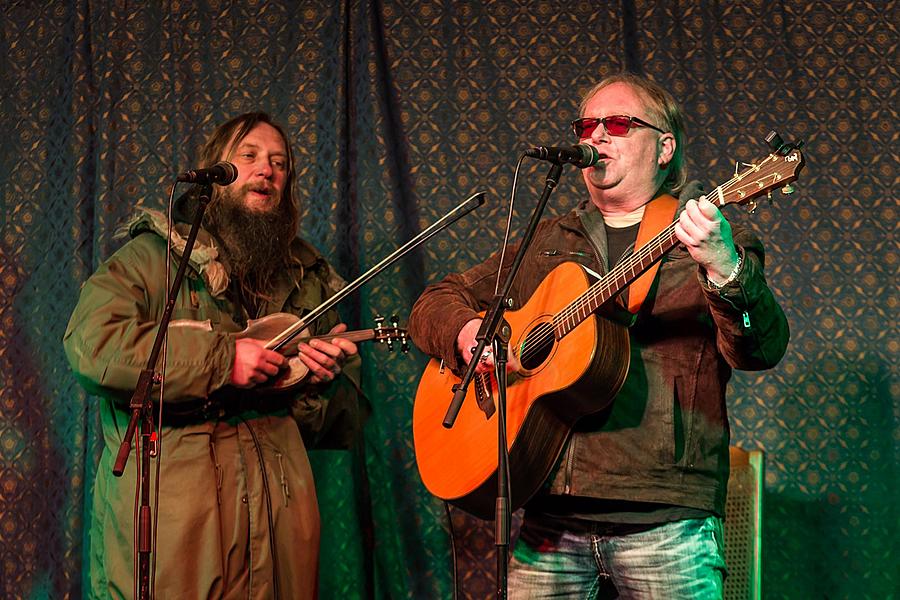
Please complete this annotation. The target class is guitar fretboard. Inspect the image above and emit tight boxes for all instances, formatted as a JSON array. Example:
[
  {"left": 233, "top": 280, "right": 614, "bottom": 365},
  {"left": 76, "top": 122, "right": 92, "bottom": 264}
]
[{"left": 554, "top": 221, "right": 680, "bottom": 338}]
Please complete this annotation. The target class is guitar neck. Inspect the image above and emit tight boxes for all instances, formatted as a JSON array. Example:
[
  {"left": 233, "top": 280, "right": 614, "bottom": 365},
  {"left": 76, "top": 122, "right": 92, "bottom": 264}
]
[
  {"left": 555, "top": 222, "right": 679, "bottom": 338},
  {"left": 550, "top": 145, "right": 807, "bottom": 338},
  {"left": 296, "top": 329, "right": 379, "bottom": 345}
]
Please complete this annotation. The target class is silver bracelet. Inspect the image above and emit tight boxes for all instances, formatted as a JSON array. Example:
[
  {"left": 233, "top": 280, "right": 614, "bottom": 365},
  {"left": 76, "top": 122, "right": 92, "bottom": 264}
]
[{"left": 708, "top": 251, "right": 743, "bottom": 289}]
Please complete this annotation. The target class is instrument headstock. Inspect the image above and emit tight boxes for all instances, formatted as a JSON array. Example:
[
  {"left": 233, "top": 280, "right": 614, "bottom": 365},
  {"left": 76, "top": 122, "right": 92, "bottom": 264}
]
[
  {"left": 713, "top": 132, "right": 805, "bottom": 213},
  {"left": 374, "top": 314, "right": 410, "bottom": 352}
]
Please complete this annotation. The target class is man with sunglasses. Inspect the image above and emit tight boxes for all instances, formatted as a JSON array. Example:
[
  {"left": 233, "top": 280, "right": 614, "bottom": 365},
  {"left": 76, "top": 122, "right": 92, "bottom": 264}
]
[{"left": 409, "top": 73, "right": 788, "bottom": 597}]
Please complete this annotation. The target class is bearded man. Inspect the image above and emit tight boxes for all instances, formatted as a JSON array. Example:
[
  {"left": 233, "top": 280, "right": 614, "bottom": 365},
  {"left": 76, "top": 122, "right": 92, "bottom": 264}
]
[{"left": 64, "top": 112, "right": 362, "bottom": 599}]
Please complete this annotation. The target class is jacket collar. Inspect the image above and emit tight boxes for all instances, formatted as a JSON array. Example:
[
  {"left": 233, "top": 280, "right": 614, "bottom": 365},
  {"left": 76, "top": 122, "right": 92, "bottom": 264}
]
[{"left": 122, "top": 207, "right": 325, "bottom": 302}]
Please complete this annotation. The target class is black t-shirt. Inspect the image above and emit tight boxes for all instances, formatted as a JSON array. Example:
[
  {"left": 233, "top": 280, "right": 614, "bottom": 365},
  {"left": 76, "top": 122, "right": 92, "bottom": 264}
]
[{"left": 605, "top": 221, "right": 641, "bottom": 271}]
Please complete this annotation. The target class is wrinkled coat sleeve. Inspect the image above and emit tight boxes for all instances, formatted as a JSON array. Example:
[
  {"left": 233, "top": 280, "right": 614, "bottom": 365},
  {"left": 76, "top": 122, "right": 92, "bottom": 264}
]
[
  {"left": 701, "top": 228, "right": 790, "bottom": 371},
  {"left": 63, "top": 234, "right": 235, "bottom": 403},
  {"left": 409, "top": 238, "right": 528, "bottom": 374}
]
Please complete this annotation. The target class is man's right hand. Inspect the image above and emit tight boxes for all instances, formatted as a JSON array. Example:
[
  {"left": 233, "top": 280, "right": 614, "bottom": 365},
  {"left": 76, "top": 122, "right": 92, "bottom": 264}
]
[
  {"left": 456, "top": 318, "right": 520, "bottom": 374},
  {"left": 230, "top": 338, "right": 286, "bottom": 387}
]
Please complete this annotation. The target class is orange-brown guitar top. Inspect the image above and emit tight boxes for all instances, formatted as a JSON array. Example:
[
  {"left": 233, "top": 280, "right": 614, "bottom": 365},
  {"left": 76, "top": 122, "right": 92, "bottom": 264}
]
[{"left": 413, "top": 262, "right": 629, "bottom": 519}]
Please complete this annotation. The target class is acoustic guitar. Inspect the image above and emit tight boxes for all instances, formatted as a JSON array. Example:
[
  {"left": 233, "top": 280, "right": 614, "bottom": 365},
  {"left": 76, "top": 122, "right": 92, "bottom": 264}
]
[{"left": 413, "top": 145, "right": 805, "bottom": 519}]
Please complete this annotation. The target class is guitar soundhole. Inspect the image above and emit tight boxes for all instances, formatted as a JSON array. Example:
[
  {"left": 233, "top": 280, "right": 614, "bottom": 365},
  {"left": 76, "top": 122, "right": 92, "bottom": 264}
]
[{"left": 519, "top": 322, "right": 555, "bottom": 370}]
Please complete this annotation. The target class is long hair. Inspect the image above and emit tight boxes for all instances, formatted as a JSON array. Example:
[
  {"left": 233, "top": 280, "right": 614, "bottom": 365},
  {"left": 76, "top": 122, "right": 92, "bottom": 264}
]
[
  {"left": 578, "top": 73, "right": 687, "bottom": 195},
  {"left": 197, "top": 112, "right": 301, "bottom": 311},
  {"left": 198, "top": 112, "right": 299, "bottom": 234}
]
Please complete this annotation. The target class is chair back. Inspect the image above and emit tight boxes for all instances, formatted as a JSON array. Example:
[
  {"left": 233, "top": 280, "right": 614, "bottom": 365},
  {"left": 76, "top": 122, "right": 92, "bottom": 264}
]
[{"left": 724, "top": 446, "right": 764, "bottom": 600}]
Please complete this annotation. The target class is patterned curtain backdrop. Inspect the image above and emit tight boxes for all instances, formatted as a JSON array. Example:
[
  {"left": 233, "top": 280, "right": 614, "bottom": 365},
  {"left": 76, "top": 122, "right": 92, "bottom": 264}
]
[{"left": 0, "top": 0, "right": 895, "bottom": 598}]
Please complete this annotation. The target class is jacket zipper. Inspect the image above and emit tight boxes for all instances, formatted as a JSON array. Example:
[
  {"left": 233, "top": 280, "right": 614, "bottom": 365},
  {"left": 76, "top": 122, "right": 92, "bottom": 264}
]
[
  {"left": 717, "top": 280, "right": 752, "bottom": 331},
  {"left": 718, "top": 276, "right": 772, "bottom": 365},
  {"left": 276, "top": 452, "right": 291, "bottom": 506},
  {"left": 539, "top": 249, "right": 592, "bottom": 259},
  {"left": 563, "top": 434, "right": 576, "bottom": 494}
]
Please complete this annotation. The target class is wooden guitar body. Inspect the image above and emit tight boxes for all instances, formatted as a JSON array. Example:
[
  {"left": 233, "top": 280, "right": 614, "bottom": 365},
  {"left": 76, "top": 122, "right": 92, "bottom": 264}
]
[{"left": 413, "top": 261, "right": 629, "bottom": 519}]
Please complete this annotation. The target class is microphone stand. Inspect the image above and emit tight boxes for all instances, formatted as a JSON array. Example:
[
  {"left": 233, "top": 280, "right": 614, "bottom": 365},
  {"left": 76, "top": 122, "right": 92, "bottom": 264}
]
[
  {"left": 442, "top": 161, "right": 564, "bottom": 599},
  {"left": 111, "top": 183, "right": 214, "bottom": 600}
]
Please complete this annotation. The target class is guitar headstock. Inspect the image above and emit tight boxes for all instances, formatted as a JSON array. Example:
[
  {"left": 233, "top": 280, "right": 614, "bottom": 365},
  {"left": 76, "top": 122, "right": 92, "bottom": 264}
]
[
  {"left": 713, "top": 135, "right": 805, "bottom": 213},
  {"left": 374, "top": 314, "right": 410, "bottom": 352}
]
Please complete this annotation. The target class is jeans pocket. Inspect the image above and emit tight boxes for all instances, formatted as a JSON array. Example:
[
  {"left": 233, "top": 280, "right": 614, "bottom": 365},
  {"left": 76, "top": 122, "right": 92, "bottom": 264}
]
[{"left": 705, "top": 516, "right": 728, "bottom": 576}]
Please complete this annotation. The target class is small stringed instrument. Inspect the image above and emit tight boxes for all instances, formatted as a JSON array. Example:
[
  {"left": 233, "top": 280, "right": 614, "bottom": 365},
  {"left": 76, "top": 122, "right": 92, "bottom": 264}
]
[
  {"left": 413, "top": 140, "right": 805, "bottom": 519},
  {"left": 237, "top": 313, "right": 408, "bottom": 390}
]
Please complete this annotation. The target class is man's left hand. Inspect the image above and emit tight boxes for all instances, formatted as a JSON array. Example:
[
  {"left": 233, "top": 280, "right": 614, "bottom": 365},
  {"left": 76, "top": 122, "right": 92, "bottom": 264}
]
[
  {"left": 298, "top": 323, "right": 358, "bottom": 385},
  {"left": 674, "top": 196, "right": 739, "bottom": 284}
]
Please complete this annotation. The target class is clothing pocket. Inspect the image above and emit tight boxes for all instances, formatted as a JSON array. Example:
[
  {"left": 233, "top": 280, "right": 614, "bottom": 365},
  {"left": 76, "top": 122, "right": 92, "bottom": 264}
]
[
  {"left": 619, "top": 351, "right": 678, "bottom": 467},
  {"left": 538, "top": 249, "right": 593, "bottom": 259},
  {"left": 537, "top": 249, "right": 598, "bottom": 276},
  {"left": 575, "top": 355, "right": 677, "bottom": 473},
  {"left": 673, "top": 375, "right": 686, "bottom": 464},
  {"left": 649, "top": 369, "right": 677, "bottom": 466},
  {"left": 703, "top": 516, "right": 728, "bottom": 576}
]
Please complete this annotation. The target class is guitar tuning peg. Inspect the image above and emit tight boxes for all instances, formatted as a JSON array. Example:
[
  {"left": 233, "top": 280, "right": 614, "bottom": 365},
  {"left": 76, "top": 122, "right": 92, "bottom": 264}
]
[
  {"left": 780, "top": 183, "right": 796, "bottom": 195},
  {"left": 747, "top": 199, "right": 758, "bottom": 214},
  {"left": 765, "top": 131, "right": 785, "bottom": 154},
  {"left": 374, "top": 315, "right": 384, "bottom": 329},
  {"left": 765, "top": 130, "right": 805, "bottom": 156},
  {"left": 390, "top": 314, "right": 399, "bottom": 328}
]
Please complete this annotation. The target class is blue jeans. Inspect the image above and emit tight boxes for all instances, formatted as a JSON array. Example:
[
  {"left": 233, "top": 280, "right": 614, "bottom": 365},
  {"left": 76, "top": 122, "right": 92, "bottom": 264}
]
[{"left": 508, "top": 516, "right": 726, "bottom": 599}]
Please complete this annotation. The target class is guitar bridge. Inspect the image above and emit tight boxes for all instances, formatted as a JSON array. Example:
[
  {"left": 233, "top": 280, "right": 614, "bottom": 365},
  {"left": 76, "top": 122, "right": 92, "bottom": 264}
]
[{"left": 474, "top": 373, "right": 496, "bottom": 419}]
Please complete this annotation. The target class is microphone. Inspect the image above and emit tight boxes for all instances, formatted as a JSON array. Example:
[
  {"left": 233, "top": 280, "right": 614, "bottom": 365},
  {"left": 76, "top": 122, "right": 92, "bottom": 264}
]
[
  {"left": 176, "top": 161, "right": 238, "bottom": 185},
  {"left": 524, "top": 144, "right": 600, "bottom": 168}
]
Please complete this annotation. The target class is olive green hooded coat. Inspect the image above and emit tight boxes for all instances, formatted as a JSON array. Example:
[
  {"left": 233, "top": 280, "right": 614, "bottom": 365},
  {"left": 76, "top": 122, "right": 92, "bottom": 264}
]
[{"left": 64, "top": 210, "right": 363, "bottom": 599}]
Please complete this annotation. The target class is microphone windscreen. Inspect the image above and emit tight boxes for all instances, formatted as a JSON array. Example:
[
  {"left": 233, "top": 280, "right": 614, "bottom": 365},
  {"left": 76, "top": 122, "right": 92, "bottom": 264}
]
[
  {"left": 214, "top": 161, "right": 238, "bottom": 184},
  {"left": 574, "top": 144, "right": 600, "bottom": 167}
]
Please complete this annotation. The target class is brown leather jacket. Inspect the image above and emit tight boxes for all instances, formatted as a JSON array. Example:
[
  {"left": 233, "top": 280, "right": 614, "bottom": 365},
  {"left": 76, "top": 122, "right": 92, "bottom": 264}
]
[{"left": 409, "top": 199, "right": 789, "bottom": 515}]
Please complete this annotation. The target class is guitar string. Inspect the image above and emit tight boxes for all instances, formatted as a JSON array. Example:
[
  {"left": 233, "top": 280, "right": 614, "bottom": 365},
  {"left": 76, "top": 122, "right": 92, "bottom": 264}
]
[
  {"left": 518, "top": 225, "right": 677, "bottom": 364},
  {"left": 517, "top": 219, "right": 680, "bottom": 365},
  {"left": 559, "top": 152, "right": 787, "bottom": 325},
  {"left": 557, "top": 153, "right": 785, "bottom": 328},
  {"left": 515, "top": 154, "right": 784, "bottom": 366}
]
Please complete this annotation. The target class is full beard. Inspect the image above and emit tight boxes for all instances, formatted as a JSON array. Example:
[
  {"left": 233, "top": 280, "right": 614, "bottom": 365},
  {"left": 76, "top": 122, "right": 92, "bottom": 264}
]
[{"left": 204, "top": 184, "right": 297, "bottom": 311}]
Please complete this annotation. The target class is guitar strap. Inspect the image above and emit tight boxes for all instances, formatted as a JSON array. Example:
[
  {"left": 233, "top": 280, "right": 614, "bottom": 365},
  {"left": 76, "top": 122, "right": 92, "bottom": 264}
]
[{"left": 627, "top": 193, "right": 679, "bottom": 313}]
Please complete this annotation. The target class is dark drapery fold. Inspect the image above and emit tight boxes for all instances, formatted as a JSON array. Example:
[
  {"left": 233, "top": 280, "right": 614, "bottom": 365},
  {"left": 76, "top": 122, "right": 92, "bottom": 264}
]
[{"left": 0, "top": 1, "right": 896, "bottom": 598}]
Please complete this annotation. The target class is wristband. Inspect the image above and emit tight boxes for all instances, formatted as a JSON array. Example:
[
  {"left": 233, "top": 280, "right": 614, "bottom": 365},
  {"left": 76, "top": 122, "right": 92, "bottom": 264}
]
[{"left": 708, "top": 250, "right": 743, "bottom": 289}]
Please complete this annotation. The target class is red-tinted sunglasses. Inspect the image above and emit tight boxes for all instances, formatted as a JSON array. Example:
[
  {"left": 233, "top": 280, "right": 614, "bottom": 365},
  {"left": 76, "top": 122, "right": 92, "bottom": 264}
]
[{"left": 571, "top": 115, "right": 666, "bottom": 139}]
